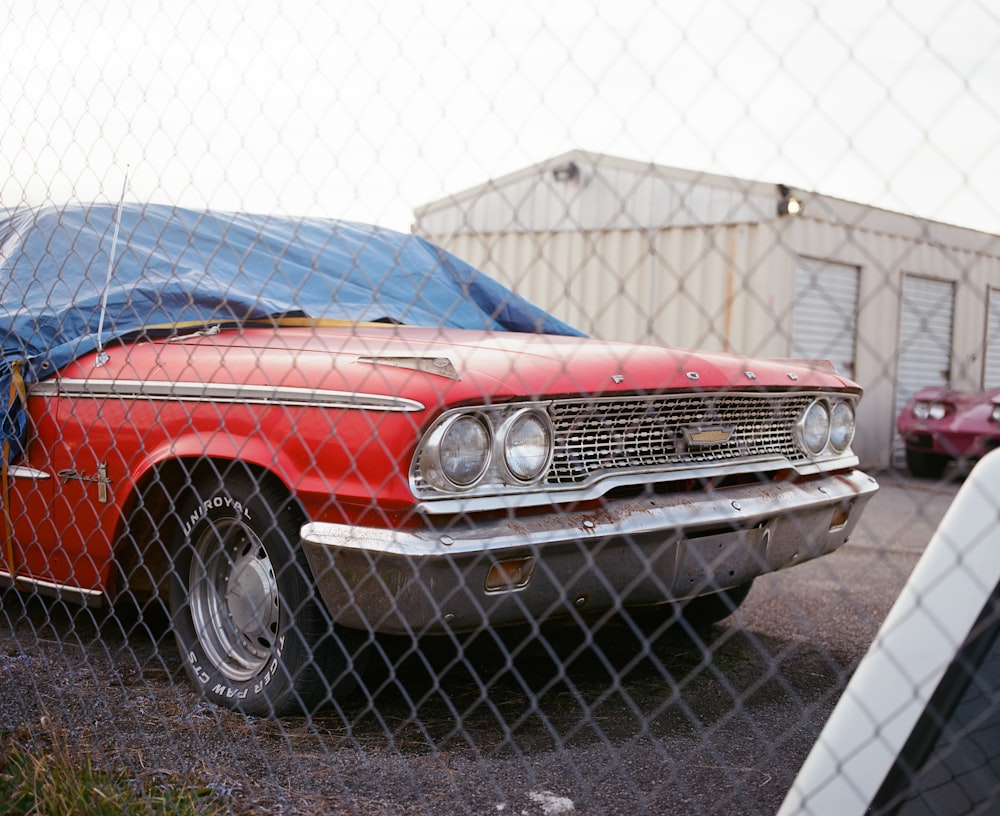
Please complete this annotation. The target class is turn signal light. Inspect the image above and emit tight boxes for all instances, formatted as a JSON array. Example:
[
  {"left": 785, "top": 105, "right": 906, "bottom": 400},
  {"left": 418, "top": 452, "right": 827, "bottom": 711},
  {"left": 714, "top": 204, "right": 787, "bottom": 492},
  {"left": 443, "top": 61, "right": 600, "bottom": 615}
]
[
  {"left": 830, "top": 501, "right": 853, "bottom": 531},
  {"left": 485, "top": 558, "right": 535, "bottom": 592}
]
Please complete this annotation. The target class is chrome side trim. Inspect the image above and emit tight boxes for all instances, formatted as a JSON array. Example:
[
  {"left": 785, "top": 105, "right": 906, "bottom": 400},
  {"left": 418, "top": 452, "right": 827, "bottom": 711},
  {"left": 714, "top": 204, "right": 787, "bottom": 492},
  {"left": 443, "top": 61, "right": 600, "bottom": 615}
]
[
  {"left": 0, "top": 571, "right": 105, "bottom": 607},
  {"left": 9, "top": 465, "right": 51, "bottom": 480},
  {"left": 30, "top": 378, "right": 425, "bottom": 413}
]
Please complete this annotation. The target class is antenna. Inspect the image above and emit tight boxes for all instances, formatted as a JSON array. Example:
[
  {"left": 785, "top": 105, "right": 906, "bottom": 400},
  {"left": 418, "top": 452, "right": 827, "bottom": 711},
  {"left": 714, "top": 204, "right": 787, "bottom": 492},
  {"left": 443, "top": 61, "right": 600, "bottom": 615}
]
[{"left": 95, "top": 165, "right": 129, "bottom": 367}]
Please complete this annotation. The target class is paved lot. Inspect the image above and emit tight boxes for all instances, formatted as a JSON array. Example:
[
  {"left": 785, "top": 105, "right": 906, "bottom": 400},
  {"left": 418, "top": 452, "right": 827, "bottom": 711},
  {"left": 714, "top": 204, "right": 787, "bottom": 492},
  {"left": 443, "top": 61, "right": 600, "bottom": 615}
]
[{"left": 0, "top": 469, "right": 965, "bottom": 815}]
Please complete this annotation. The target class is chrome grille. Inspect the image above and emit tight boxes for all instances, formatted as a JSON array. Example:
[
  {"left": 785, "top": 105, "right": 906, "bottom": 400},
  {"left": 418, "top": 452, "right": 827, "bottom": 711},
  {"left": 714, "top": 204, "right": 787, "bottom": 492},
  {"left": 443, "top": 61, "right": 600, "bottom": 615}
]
[{"left": 546, "top": 392, "right": 811, "bottom": 485}]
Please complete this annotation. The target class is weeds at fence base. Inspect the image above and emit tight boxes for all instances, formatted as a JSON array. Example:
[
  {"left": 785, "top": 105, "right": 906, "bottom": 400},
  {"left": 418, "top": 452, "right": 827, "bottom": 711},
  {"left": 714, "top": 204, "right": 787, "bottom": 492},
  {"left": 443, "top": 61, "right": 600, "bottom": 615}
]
[{"left": 0, "top": 716, "right": 228, "bottom": 816}]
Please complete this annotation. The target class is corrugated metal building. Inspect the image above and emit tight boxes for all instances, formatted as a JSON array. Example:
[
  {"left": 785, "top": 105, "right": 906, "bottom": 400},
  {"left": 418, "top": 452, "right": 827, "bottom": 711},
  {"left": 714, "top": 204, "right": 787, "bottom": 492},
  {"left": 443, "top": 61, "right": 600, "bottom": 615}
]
[{"left": 413, "top": 150, "right": 1000, "bottom": 469}]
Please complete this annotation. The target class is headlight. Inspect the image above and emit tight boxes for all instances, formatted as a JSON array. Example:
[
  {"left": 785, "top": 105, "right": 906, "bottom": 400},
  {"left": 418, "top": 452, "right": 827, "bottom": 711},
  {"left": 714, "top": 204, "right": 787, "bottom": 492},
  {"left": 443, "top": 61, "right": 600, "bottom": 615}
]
[
  {"left": 500, "top": 409, "right": 553, "bottom": 483},
  {"left": 797, "top": 400, "right": 831, "bottom": 455},
  {"left": 913, "top": 400, "right": 948, "bottom": 420},
  {"left": 416, "top": 404, "right": 556, "bottom": 495},
  {"left": 430, "top": 413, "right": 492, "bottom": 488},
  {"left": 992, "top": 404, "right": 1000, "bottom": 423},
  {"left": 829, "top": 400, "right": 856, "bottom": 453}
]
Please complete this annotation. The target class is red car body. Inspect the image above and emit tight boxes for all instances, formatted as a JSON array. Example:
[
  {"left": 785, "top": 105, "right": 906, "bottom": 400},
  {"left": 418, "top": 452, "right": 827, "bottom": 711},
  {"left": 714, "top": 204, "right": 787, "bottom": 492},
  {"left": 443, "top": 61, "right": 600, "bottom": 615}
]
[
  {"left": 896, "top": 385, "right": 1000, "bottom": 478},
  {"left": 5, "top": 322, "right": 878, "bottom": 713},
  {"left": 1, "top": 204, "right": 878, "bottom": 715}
]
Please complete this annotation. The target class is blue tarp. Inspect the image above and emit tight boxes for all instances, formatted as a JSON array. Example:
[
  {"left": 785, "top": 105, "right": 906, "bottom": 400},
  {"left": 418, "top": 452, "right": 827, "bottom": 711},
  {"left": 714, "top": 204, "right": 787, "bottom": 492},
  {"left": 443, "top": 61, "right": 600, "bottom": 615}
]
[{"left": 0, "top": 203, "right": 582, "bottom": 381}]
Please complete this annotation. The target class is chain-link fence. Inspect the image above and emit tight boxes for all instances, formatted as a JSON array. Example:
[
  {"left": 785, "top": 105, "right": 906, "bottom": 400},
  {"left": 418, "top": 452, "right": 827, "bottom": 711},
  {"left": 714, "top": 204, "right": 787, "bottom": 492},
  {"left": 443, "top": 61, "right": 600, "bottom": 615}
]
[{"left": 2, "top": 2, "right": 999, "bottom": 814}]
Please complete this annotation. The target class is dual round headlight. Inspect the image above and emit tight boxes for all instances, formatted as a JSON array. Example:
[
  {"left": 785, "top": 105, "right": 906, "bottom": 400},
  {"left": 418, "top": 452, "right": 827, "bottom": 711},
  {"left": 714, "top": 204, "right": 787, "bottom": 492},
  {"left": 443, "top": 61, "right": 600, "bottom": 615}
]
[
  {"left": 499, "top": 410, "right": 552, "bottom": 482},
  {"left": 913, "top": 401, "right": 949, "bottom": 421},
  {"left": 422, "top": 408, "right": 553, "bottom": 491},
  {"left": 436, "top": 414, "right": 492, "bottom": 487},
  {"left": 796, "top": 398, "right": 856, "bottom": 457}
]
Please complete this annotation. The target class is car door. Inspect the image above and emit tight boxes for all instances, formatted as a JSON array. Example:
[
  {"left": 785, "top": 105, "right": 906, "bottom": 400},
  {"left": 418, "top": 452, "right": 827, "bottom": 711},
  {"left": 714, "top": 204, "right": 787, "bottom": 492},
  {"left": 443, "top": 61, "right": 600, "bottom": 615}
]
[{"left": 4, "top": 384, "right": 107, "bottom": 604}]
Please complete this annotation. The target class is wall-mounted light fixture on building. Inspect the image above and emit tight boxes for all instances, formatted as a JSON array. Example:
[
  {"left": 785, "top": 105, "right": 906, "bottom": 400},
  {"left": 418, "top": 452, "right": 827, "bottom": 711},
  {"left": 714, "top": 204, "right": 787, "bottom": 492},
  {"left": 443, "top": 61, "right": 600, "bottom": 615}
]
[
  {"left": 552, "top": 161, "right": 580, "bottom": 183},
  {"left": 777, "top": 184, "right": 803, "bottom": 217}
]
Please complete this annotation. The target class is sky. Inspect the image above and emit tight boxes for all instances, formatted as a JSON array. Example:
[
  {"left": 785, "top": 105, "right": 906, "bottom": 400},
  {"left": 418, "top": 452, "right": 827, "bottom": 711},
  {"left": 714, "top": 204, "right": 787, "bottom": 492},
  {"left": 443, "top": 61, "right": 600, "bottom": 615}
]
[{"left": 2, "top": 0, "right": 998, "bottom": 234}]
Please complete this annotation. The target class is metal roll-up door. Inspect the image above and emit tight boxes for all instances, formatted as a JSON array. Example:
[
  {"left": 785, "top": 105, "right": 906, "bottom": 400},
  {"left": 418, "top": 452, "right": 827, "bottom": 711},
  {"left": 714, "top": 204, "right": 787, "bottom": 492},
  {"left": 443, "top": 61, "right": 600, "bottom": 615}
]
[
  {"left": 985, "top": 288, "right": 1000, "bottom": 389},
  {"left": 896, "top": 275, "right": 955, "bottom": 406},
  {"left": 791, "top": 258, "right": 859, "bottom": 379},
  {"left": 894, "top": 275, "right": 955, "bottom": 464}
]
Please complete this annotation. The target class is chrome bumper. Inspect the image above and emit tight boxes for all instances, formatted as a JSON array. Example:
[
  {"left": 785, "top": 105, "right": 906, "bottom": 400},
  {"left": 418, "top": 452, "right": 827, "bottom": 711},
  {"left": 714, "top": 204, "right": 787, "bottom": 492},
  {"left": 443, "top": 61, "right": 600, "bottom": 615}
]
[{"left": 301, "top": 470, "right": 878, "bottom": 635}]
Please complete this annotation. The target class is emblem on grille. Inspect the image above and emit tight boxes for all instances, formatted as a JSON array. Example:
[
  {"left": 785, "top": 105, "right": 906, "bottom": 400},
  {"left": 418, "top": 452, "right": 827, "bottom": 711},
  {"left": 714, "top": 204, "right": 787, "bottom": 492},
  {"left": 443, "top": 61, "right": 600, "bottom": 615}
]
[
  {"left": 611, "top": 374, "right": 625, "bottom": 384},
  {"left": 683, "top": 426, "right": 734, "bottom": 447}
]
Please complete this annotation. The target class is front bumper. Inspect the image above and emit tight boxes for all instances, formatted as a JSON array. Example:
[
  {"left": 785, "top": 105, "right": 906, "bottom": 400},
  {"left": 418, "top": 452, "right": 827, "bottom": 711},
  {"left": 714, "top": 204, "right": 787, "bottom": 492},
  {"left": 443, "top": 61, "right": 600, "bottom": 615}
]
[
  {"left": 301, "top": 470, "right": 878, "bottom": 635},
  {"left": 901, "top": 429, "right": 1000, "bottom": 459}
]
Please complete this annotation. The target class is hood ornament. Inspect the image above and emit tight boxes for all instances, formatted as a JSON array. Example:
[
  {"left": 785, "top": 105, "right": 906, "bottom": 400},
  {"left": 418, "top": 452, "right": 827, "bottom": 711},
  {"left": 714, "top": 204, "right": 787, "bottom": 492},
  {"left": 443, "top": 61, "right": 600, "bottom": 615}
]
[{"left": 356, "top": 356, "right": 460, "bottom": 380}]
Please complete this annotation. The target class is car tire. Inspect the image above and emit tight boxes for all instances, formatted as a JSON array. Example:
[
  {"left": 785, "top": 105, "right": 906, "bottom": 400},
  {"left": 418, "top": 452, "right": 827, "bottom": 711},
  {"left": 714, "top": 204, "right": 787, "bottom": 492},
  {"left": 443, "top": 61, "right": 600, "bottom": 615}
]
[
  {"left": 679, "top": 580, "right": 755, "bottom": 628},
  {"left": 905, "top": 448, "right": 949, "bottom": 479},
  {"left": 168, "top": 466, "right": 363, "bottom": 715}
]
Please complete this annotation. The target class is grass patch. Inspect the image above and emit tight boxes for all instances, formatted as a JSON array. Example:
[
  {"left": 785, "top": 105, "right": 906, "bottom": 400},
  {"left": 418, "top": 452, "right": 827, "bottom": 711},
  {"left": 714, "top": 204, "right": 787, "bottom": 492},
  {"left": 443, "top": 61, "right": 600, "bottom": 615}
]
[{"left": 0, "top": 717, "right": 227, "bottom": 816}]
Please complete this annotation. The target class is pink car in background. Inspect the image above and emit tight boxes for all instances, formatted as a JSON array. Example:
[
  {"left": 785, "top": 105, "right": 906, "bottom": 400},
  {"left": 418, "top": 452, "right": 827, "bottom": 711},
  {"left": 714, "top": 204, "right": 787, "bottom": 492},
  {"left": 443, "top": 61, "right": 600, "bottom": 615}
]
[{"left": 896, "top": 386, "right": 1000, "bottom": 478}]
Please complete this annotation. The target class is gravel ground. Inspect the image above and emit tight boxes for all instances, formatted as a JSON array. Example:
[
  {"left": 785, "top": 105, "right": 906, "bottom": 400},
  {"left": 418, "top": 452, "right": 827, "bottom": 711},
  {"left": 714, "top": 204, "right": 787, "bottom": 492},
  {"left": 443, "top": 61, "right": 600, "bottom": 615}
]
[{"left": 0, "top": 469, "right": 962, "bottom": 815}]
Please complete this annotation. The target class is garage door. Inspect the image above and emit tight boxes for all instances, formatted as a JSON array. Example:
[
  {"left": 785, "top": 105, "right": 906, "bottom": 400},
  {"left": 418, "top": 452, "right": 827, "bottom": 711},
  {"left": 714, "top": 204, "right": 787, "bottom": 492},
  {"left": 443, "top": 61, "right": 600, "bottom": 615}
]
[
  {"left": 985, "top": 288, "right": 1000, "bottom": 389},
  {"left": 894, "top": 275, "right": 955, "bottom": 464},
  {"left": 791, "top": 258, "right": 859, "bottom": 379},
  {"left": 896, "top": 275, "right": 955, "bottom": 406}
]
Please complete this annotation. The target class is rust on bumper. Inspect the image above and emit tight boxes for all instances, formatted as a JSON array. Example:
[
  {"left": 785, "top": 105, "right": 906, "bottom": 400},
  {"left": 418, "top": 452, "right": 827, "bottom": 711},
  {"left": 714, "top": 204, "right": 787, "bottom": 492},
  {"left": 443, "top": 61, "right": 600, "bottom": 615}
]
[{"left": 301, "top": 470, "right": 878, "bottom": 635}]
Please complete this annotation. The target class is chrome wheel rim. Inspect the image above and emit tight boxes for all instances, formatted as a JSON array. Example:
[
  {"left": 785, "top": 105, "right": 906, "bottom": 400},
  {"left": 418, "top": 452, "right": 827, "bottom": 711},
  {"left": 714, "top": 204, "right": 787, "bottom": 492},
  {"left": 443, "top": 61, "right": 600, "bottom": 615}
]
[{"left": 189, "top": 517, "right": 281, "bottom": 682}]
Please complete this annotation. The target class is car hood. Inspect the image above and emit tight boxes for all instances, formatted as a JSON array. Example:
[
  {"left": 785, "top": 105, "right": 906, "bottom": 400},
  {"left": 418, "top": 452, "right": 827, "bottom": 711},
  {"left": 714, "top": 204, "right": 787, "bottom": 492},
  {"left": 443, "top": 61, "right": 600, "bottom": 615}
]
[
  {"left": 909, "top": 385, "right": 1000, "bottom": 407},
  {"left": 60, "top": 324, "right": 860, "bottom": 408}
]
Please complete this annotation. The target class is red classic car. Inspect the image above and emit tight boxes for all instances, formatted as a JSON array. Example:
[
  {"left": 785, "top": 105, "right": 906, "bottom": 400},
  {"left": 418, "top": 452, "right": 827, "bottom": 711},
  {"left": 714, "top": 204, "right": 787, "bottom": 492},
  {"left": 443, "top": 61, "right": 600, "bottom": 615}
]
[
  {"left": 1, "top": 204, "right": 878, "bottom": 715},
  {"left": 896, "top": 386, "right": 1000, "bottom": 478}
]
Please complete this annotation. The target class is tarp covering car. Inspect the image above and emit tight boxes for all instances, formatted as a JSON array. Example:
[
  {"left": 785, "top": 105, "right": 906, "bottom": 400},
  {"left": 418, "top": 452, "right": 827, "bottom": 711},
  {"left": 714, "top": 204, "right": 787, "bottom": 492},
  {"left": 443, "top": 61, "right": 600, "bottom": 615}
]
[{"left": 0, "top": 202, "right": 582, "bottom": 382}]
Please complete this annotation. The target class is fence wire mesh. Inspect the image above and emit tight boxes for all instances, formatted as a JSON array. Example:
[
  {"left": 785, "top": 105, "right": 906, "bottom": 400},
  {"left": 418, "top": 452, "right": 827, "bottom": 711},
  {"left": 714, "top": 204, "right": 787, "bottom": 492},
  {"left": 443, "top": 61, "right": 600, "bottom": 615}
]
[{"left": 2, "top": 2, "right": 1000, "bottom": 815}]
